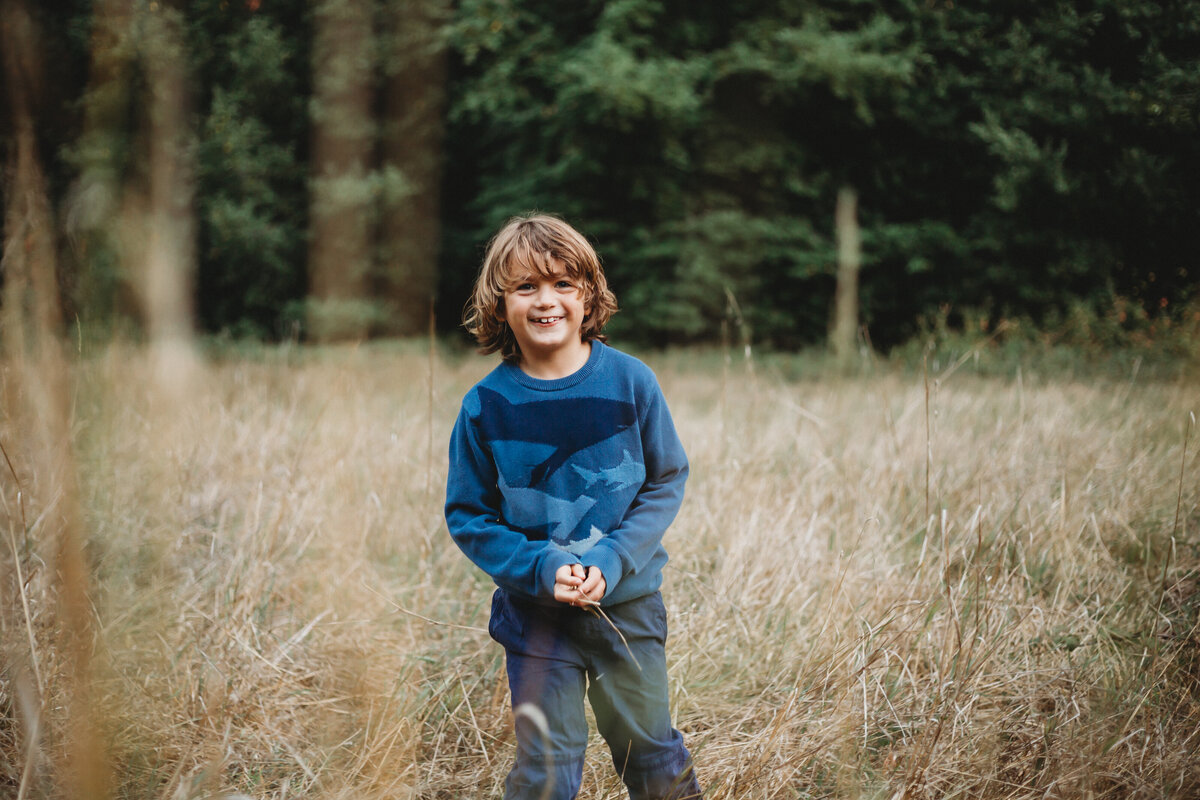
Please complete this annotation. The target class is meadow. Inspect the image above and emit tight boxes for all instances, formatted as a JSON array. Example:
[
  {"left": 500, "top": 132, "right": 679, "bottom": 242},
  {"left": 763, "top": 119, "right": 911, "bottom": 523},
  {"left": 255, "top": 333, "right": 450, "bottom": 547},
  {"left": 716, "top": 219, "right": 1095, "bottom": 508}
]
[{"left": 1, "top": 340, "right": 1197, "bottom": 799}]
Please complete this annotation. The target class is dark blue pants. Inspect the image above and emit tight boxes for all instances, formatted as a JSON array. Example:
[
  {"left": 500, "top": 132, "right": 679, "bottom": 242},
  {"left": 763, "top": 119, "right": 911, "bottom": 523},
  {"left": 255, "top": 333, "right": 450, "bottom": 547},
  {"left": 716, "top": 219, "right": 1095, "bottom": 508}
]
[{"left": 489, "top": 589, "right": 702, "bottom": 800}]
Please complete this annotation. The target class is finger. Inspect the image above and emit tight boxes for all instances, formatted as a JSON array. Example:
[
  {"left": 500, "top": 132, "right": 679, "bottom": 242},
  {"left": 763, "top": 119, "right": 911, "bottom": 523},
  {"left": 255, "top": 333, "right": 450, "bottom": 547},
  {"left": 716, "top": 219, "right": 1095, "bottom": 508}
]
[
  {"left": 579, "top": 566, "right": 602, "bottom": 593},
  {"left": 554, "top": 584, "right": 580, "bottom": 604},
  {"left": 571, "top": 563, "right": 586, "bottom": 579},
  {"left": 578, "top": 575, "right": 600, "bottom": 599}
]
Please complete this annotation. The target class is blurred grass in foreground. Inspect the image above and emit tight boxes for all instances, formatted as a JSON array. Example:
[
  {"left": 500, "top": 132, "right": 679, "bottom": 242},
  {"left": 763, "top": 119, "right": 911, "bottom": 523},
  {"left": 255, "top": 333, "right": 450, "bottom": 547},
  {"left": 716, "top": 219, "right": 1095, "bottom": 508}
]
[{"left": 1, "top": 339, "right": 1197, "bottom": 799}]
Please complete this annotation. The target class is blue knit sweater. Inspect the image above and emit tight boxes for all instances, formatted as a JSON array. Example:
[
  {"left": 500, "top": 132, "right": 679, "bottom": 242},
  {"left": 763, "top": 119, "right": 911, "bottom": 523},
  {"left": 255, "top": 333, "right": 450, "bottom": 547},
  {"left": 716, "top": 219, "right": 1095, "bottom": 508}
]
[{"left": 445, "top": 341, "right": 688, "bottom": 606}]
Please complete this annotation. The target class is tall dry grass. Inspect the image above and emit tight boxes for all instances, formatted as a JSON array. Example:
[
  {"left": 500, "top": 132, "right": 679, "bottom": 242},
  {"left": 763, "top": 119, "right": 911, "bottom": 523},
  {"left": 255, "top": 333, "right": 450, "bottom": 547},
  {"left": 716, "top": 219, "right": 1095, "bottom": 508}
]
[{"left": 1, "top": 341, "right": 1197, "bottom": 799}]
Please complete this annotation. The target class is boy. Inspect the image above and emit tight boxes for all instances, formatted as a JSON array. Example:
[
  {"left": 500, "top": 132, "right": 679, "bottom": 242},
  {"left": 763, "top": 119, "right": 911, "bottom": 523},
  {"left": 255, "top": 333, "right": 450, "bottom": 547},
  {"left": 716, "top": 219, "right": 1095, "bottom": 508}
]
[{"left": 445, "top": 214, "right": 702, "bottom": 799}]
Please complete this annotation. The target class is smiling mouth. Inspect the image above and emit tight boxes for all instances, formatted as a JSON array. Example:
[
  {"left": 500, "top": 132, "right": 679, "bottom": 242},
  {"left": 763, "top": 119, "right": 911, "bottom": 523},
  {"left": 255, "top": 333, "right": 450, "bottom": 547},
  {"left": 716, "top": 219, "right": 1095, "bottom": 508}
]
[{"left": 531, "top": 316, "right": 563, "bottom": 325}]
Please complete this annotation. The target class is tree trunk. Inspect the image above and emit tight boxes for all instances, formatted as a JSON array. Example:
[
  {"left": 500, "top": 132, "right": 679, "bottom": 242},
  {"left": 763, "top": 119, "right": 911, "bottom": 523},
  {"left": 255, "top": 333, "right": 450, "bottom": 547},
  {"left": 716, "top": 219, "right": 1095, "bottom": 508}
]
[
  {"left": 1, "top": 3, "right": 111, "bottom": 797},
  {"left": 377, "top": 0, "right": 448, "bottom": 336},
  {"left": 131, "top": 2, "right": 200, "bottom": 387},
  {"left": 65, "top": 0, "right": 134, "bottom": 325},
  {"left": 832, "top": 187, "right": 861, "bottom": 364},
  {"left": 309, "top": 0, "right": 376, "bottom": 341}
]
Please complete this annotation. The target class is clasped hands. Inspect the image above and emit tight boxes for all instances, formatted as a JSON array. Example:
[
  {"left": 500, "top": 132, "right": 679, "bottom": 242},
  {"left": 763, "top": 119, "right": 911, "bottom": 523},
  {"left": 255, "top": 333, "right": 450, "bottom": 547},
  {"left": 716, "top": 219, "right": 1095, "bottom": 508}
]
[{"left": 553, "top": 563, "right": 606, "bottom": 607}]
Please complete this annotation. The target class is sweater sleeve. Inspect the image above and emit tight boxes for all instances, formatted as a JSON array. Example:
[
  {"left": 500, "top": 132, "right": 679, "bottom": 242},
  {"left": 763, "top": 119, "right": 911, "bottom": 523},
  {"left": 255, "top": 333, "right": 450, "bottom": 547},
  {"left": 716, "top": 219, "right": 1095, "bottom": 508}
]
[
  {"left": 578, "top": 375, "right": 687, "bottom": 599},
  {"left": 445, "top": 401, "right": 576, "bottom": 599}
]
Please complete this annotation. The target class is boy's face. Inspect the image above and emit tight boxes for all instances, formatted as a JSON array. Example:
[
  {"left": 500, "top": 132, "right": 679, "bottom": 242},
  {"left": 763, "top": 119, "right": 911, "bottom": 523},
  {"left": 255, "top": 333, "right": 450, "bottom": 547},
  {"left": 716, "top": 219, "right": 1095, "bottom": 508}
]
[{"left": 502, "top": 259, "right": 589, "bottom": 363}]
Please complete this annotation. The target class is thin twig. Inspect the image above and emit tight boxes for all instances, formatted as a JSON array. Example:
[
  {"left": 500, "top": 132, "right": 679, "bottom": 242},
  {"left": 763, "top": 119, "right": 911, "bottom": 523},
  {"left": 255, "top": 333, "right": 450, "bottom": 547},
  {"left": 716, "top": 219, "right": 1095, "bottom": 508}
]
[
  {"left": 1, "top": 437, "right": 42, "bottom": 695},
  {"left": 1155, "top": 411, "right": 1194, "bottom": 642},
  {"left": 1169, "top": 411, "right": 1194, "bottom": 546},
  {"left": 923, "top": 353, "right": 932, "bottom": 522},
  {"left": 577, "top": 597, "right": 643, "bottom": 673},
  {"left": 362, "top": 580, "right": 488, "bottom": 633},
  {"left": 426, "top": 297, "right": 436, "bottom": 502},
  {"left": 936, "top": 319, "right": 1013, "bottom": 383}
]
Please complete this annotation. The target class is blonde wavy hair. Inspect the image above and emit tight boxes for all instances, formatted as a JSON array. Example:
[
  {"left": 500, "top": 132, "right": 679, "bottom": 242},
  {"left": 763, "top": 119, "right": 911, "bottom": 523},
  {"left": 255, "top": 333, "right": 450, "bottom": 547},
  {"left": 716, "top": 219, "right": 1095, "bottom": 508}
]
[{"left": 464, "top": 214, "right": 619, "bottom": 362}]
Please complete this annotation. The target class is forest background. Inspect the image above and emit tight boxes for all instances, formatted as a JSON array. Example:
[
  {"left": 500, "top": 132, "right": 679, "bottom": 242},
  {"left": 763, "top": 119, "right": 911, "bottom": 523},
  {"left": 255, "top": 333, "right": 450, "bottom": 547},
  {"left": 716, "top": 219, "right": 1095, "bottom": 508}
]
[{"left": 4, "top": 0, "right": 1200, "bottom": 353}]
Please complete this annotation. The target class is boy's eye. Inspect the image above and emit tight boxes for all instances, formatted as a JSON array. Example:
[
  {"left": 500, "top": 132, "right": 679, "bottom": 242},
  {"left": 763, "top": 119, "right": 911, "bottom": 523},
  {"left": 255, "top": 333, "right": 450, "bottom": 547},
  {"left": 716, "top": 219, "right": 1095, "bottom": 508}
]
[{"left": 556, "top": 280, "right": 574, "bottom": 289}]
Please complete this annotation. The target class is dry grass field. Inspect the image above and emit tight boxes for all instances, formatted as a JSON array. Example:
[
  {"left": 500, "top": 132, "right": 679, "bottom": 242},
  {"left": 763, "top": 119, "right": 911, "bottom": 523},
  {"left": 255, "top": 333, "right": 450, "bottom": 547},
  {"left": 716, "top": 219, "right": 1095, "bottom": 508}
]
[{"left": 1, "top": 340, "right": 1198, "bottom": 799}]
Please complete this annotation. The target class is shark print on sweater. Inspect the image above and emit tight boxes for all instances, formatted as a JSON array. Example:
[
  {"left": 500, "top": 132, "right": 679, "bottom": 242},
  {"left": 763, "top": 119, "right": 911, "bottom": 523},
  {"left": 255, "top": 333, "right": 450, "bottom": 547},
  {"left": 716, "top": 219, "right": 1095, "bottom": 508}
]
[
  {"left": 474, "top": 386, "right": 639, "bottom": 487},
  {"left": 572, "top": 450, "right": 645, "bottom": 492}
]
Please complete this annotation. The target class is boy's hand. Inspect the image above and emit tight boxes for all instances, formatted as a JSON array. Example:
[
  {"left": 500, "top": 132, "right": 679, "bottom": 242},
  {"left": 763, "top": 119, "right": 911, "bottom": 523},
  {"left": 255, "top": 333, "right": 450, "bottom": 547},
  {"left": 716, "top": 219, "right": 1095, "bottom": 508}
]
[
  {"left": 553, "top": 564, "right": 584, "bottom": 604},
  {"left": 553, "top": 564, "right": 606, "bottom": 606},
  {"left": 578, "top": 566, "right": 606, "bottom": 605}
]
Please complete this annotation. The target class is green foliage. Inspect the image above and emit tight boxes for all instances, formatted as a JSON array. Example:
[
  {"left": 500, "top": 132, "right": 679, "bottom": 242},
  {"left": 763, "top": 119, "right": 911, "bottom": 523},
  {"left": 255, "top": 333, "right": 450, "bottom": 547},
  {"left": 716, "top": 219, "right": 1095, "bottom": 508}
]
[
  {"left": 299, "top": 295, "right": 390, "bottom": 341},
  {"left": 54, "top": 0, "right": 140, "bottom": 325},
  {"left": 440, "top": 0, "right": 1200, "bottom": 350},
  {"left": 888, "top": 288, "right": 1200, "bottom": 383},
  {"left": 191, "top": 4, "right": 310, "bottom": 338},
  {"left": 30, "top": 0, "right": 1200, "bottom": 347}
]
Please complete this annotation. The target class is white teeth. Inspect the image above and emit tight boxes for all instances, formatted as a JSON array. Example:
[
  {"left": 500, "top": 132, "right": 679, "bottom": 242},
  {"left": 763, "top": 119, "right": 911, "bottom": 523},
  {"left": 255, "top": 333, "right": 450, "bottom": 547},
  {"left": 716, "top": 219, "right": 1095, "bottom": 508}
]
[{"left": 533, "top": 317, "right": 561, "bottom": 324}]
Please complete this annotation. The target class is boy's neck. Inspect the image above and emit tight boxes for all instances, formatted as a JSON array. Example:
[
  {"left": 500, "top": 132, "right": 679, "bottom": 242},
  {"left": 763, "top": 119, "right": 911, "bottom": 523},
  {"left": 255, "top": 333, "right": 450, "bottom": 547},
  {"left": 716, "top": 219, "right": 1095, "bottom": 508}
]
[{"left": 517, "top": 339, "right": 592, "bottom": 381}]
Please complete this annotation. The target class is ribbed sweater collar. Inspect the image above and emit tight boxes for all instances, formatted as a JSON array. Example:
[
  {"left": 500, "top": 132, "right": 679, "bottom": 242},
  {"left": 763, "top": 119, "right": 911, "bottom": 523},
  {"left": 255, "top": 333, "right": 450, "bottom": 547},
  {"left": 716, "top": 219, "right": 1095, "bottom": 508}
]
[{"left": 501, "top": 340, "right": 607, "bottom": 392}]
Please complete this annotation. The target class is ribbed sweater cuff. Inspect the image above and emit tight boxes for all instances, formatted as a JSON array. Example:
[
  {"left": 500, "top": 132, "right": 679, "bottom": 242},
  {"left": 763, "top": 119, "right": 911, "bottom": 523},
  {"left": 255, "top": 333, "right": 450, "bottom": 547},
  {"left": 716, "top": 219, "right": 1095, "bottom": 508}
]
[
  {"left": 580, "top": 545, "right": 624, "bottom": 600},
  {"left": 539, "top": 550, "right": 577, "bottom": 598}
]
